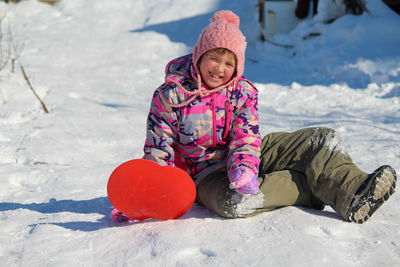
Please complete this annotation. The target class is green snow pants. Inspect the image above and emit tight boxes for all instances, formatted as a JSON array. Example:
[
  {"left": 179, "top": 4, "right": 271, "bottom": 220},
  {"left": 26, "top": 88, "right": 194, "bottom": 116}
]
[{"left": 196, "top": 127, "right": 368, "bottom": 221}]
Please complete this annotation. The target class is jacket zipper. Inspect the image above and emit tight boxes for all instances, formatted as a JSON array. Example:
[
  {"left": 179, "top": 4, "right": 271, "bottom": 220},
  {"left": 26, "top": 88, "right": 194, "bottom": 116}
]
[
  {"left": 210, "top": 96, "right": 217, "bottom": 146},
  {"left": 222, "top": 100, "right": 231, "bottom": 140}
]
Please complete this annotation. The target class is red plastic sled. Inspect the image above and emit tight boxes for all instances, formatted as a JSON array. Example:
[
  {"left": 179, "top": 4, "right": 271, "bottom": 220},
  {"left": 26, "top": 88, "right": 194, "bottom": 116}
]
[{"left": 107, "top": 159, "right": 196, "bottom": 220}]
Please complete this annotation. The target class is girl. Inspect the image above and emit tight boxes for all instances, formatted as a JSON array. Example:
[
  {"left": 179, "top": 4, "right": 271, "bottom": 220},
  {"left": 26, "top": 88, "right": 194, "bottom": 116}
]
[{"left": 141, "top": 10, "right": 396, "bottom": 223}]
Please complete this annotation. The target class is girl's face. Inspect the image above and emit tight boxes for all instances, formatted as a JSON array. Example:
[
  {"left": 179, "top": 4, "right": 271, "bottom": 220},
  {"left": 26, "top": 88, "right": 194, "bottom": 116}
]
[{"left": 198, "top": 50, "right": 236, "bottom": 89}]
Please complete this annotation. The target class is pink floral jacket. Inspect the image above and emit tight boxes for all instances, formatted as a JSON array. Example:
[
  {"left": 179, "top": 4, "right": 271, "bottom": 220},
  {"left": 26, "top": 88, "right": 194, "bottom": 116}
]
[{"left": 143, "top": 54, "right": 261, "bottom": 184}]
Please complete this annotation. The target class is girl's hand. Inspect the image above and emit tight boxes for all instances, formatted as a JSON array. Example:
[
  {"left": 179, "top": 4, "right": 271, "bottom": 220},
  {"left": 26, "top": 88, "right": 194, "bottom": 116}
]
[{"left": 229, "top": 167, "right": 259, "bottom": 194}]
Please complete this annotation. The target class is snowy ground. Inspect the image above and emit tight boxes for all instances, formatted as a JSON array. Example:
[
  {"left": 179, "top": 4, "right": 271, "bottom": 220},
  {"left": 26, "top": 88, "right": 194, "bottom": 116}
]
[{"left": 0, "top": 0, "right": 399, "bottom": 266}]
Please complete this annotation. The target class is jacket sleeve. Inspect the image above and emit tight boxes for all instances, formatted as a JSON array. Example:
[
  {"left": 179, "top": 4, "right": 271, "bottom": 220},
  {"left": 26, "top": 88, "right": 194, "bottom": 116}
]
[
  {"left": 227, "top": 82, "right": 261, "bottom": 177},
  {"left": 143, "top": 85, "right": 178, "bottom": 166}
]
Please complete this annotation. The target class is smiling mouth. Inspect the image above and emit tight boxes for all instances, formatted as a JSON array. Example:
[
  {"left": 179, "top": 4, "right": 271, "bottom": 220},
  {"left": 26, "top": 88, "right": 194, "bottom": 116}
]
[{"left": 209, "top": 72, "right": 222, "bottom": 79}]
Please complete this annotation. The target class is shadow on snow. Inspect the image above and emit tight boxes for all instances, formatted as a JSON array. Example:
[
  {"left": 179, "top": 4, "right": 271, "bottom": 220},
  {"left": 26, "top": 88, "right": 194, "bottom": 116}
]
[
  {"left": 0, "top": 197, "right": 217, "bottom": 232},
  {"left": 129, "top": 8, "right": 400, "bottom": 91},
  {"left": 130, "top": 13, "right": 211, "bottom": 48},
  {"left": 0, "top": 197, "right": 114, "bottom": 232}
]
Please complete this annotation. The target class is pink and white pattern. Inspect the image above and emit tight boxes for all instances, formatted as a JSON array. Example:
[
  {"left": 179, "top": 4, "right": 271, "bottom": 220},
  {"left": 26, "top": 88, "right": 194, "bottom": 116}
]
[{"left": 143, "top": 54, "right": 261, "bottom": 184}]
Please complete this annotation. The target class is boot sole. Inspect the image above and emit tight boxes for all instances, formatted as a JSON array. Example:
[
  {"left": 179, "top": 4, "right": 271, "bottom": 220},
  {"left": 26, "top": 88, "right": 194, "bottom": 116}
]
[{"left": 348, "top": 165, "right": 397, "bottom": 224}]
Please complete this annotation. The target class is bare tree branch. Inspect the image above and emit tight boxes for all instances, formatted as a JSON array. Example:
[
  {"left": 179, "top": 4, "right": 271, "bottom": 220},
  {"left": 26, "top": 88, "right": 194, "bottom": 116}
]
[
  {"left": 0, "top": 12, "right": 10, "bottom": 72},
  {"left": 7, "top": 18, "right": 23, "bottom": 73},
  {"left": 20, "top": 64, "right": 49, "bottom": 113},
  {"left": 0, "top": 12, "right": 9, "bottom": 104},
  {"left": 2, "top": 14, "right": 49, "bottom": 113}
]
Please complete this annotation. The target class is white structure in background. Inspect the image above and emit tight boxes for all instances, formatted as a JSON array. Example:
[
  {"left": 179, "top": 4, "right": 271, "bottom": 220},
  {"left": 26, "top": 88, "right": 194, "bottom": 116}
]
[
  {"left": 258, "top": 0, "right": 350, "bottom": 39},
  {"left": 258, "top": 0, "right": 305, "bottom": 39}
]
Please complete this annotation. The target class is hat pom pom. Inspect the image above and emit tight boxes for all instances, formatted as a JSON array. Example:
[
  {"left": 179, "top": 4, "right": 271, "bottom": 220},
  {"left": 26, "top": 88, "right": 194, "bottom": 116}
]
[{"left": 211, "top": 10, "right": 240, "bottom": 27}]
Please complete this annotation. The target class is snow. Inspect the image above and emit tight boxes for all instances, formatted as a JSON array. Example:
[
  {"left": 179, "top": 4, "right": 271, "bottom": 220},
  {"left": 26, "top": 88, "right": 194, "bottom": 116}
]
[{"left": 0, "top": 0, "right": 399, "bottom": 266}]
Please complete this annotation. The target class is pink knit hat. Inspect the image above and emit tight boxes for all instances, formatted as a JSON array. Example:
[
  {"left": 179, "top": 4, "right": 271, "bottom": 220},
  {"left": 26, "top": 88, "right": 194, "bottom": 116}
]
[
  {"left": 193, "top": 10, "right": 247, "bottom": 79},
  {"left": 160, "top": 11, "right": 247, "bottom": 108}
]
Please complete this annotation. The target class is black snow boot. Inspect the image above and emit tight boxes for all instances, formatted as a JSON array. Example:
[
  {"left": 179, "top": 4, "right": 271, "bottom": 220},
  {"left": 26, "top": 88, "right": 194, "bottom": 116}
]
[{"left": 348, "top": 165, "right": 397, "bottom": 223}]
